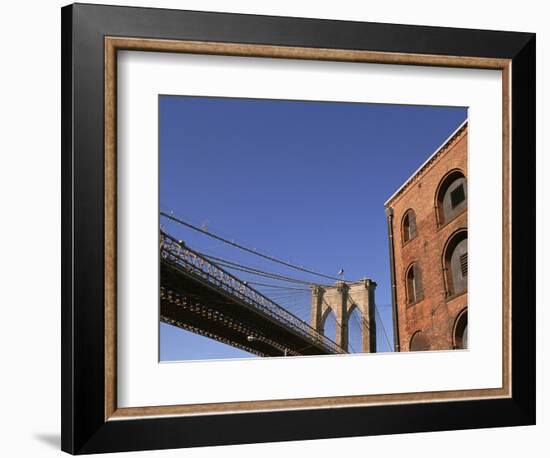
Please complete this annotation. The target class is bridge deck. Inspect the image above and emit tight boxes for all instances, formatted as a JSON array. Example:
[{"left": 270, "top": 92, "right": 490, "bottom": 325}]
[{"left": 160, "top": 232, "right": 345, "bottom": 357}]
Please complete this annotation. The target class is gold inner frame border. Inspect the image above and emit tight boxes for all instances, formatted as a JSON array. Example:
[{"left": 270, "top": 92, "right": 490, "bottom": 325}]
[{"left": 104, "top": 36, "right": 512, "bottom": 421}]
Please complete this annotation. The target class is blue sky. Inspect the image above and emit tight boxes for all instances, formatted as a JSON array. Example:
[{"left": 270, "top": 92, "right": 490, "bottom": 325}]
[{"left": 159, "top": 95, "right": 467, "bottom": 361}]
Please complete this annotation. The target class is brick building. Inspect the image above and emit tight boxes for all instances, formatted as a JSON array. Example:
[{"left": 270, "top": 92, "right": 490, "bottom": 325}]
[{"left": 385, "top": 121, "right": 468, "bottom": 352}]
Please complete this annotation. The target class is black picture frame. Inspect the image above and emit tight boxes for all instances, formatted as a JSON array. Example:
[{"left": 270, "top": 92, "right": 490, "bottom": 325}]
[{"left": 61, "top": 3, "right": 535, "bottom": 454}]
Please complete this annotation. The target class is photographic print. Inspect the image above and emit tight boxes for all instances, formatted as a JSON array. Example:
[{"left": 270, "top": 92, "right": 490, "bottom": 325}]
[
  {"left": 62, "top": 6, "right": 535, "bottom": 452},
  {"left": 159, "top": 96, "right": 468, "bottom": 361}
]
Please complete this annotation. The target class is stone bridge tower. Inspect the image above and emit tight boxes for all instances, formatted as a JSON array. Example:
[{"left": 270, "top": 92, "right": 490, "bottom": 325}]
[{"left": 310, "top": 279, "right": 377, "bottom": 353}]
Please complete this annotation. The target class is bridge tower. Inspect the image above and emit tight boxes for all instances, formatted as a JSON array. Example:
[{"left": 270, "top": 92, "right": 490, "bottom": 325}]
[{"left": 310, "top": 279, "right": 377, "bottom": 353}]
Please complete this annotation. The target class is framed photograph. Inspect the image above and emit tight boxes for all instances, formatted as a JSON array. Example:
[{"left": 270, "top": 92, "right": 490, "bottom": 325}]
[{"left": 61, "top": 3, "right": 536, "bottom": 454}]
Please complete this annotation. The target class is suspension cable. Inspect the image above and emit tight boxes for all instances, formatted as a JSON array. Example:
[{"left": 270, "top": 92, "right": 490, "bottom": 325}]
[
  {"left": 237, "top": 281, "right": 310, "bottom": 291},
  {"left": 374, "top": 304, "right": 393, "bottom": 352},
  {"left": 197, "top": 252, "right": 329, "bottom": 287},
  {"left": 161, "top": 211, "right": 350, "bottom": 282}
]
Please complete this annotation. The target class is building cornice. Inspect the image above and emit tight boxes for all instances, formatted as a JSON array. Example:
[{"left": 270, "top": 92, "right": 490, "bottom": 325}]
[{"left": 384, "top": 120, "right": 468, "bottom": 207}]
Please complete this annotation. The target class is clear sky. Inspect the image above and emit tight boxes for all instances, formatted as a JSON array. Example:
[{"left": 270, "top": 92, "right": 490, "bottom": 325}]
[{"left": 159, "top": 95, "right": 467, "bottom": 361}]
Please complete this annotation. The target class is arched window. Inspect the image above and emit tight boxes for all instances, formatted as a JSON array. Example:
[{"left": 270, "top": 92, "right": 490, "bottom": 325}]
[
  {"left": 409, "top": 331, "right": 430, "bottom": 352},
  {"left": 453, "top": 308, "right": 468, "bottom": 349},
  {"left": 402, "top": 209, "right": 417, "bottom": 243},
  {"left": 406, "top": 263, "right": 423, "bottom": 304},
  {"left": 444, "top": 230, "right": 468, "bottom": 297},
  {"left": 436, "top": 170, "right": 467, "bottom": 225}
]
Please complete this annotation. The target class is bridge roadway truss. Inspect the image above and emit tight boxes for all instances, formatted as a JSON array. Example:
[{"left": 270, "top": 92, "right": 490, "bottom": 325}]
[{"left": 160, "top": 231, "right": 346, "bottom": 357}]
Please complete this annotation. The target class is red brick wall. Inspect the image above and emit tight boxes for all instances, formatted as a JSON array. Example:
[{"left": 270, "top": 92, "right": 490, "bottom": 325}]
[{"left": 386, "top": 126, "right": 468, "bottom": 351}]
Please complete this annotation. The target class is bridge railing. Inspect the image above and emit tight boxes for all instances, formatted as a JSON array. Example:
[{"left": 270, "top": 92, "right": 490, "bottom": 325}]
[{"left": 160, "top": 231, "right": 345, "bottom": 354}]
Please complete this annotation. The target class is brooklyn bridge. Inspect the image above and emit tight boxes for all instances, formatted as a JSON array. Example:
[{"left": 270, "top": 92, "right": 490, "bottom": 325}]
[{"left": 160, "top": 212, "right": 391, "bottom": 357}]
